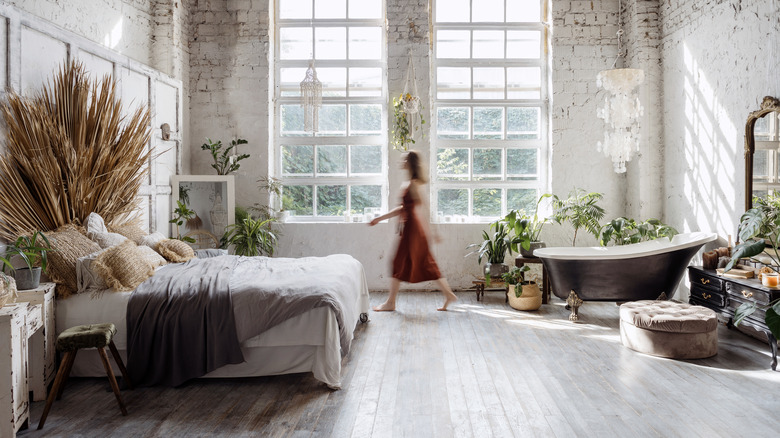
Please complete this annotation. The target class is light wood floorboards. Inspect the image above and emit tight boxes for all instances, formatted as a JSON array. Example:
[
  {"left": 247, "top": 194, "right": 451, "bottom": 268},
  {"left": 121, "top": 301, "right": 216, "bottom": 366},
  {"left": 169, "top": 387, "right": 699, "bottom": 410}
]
[{"left": 19, "top": 291, "right": 780, "bottom": 437}]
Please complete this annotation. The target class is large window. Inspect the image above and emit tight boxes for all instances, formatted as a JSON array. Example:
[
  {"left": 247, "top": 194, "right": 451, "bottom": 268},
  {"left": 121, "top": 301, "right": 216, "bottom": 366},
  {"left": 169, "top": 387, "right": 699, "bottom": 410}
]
[
  {"left": 275, "top": 0, "right": 386, "bottom": 221},
  {"left": 432, "top": 0, "right": 548, "bottom": 222}
]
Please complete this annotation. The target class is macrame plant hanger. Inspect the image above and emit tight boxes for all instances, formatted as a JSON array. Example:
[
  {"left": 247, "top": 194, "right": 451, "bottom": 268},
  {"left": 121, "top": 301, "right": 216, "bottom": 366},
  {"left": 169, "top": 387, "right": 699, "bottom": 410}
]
[
  {"left": 401, "top": 50, "right": 422, "bottom": 145},
  {"left": 300, "top": 60, "right": 322, "bottom": 133}
]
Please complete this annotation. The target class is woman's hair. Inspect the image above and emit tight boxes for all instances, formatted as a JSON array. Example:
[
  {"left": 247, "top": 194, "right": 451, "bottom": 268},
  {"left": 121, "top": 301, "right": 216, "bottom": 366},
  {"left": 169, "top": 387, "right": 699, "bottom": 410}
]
[{"left": 406, "top": 151, "right": 427, "bottom": 183}]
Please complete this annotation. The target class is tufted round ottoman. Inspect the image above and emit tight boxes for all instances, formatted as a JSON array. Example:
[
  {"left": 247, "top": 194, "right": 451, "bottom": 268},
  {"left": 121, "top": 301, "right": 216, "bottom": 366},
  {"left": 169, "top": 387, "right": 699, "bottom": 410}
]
[{"left": 619, "top": 300, "right": 718, "bottom": 359}]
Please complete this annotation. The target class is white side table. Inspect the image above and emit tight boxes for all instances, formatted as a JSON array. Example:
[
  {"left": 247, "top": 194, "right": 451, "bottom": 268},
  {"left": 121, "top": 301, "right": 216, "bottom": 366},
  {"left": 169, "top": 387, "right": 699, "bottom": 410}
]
[
  {"left": 15, "top": 283, "right": 56, "bottom": 401},
  {"left": 0, "top": 303, "right": 32, "bottom": 436}
]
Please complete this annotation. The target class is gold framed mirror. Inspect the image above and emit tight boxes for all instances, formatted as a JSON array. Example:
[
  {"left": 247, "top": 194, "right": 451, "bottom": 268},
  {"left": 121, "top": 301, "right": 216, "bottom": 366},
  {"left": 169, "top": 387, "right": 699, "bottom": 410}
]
[{"left": 745, "top": 96, "right": 780, "bottom": 211}]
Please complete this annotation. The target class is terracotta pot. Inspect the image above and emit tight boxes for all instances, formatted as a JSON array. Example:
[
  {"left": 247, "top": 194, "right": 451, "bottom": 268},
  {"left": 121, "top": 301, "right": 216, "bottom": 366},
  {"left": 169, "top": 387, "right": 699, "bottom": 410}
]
[{"left": 507, "top": 282, "right": 542, "bottom": 311}]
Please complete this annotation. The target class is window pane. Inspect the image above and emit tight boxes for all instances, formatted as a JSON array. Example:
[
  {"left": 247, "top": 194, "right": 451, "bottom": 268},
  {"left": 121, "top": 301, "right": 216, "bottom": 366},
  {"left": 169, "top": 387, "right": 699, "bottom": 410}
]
[
  {"left": 473, "top": 188, "right": 501, "bottom": 217},
  {"left": 507, "top": 107, "right": 540, "bottom": 139},
  {"left": 507, "top": 31, "right": 541, "bottom": 59},
  {"left": 437, "top": 67, "right": 471, "bottom": 99},
  {"left": 507, "top": 0, "right": 541, "bottom": 22},
  {"left": 436, "top": 0, "right": 469, "bottom": 22},
  {"left": 473, "top": 149, "right": 502, "bottom": 180},
  {"left": 282, "top": 145, "right": 314, "bottom": 175},
  {"left": 280, "top": 27, "right": 313, "bottom": 60},
  {"left": 351, "top": 145, "right": 382, "bottom": 174},
  {"left": 317, "top": 185, "right": 346, "bottom": 216},
  {"left": 507, "top": 67, "right": 541, "bottom": 99},
  {"left": 317, "top": 145, "right": 347, "bottom": 174},
  {"left": 317, "top": 67, "right": 347, "bottom": 97},
  {"left": 283, "top": 185, "right": 314, "bottom": 216},
  {"left": 437, "top": 107, "right": 470, "bottom": 139},
  {"left": 473, "top": 68, "right": 504, "bottom": 99},
  {"left": 351, "top": 185, "right": 381, "bottom": 214},
  {"left": 349, "top": 104, "right": 382, "bottom": 136},
  {"left": 437, "top": 148, "right": 469, "bottom": 180},
  {"left": 279, "top": 68, "right": 306, "bottom": 97},
  {"left": 348, "top": 0, "right": 381, "bottom": 18},
  {"left": 281, "top": 105, "right": 309, "bottom": 137},
  {"left": 315, "top": 0, "right": 345, "bottom": 19},
  {"left": 436, "top": 30, "right": 470, "bottom": 59},
  {"left": 754, "top": 116, "right": 770, "bottom": 141},
  {"left": 507, "top": 149, "right": 538, "bottom": 179},
  {"left": 507, "top": 189, "right": 537, "bottom": 213},
  {"left": 317, "top": 105, "right": 347, "bottom": 136},
  {"left": 349, "top": 68, "right": 382, "bottom": 97},
  {"left": 473, "top": 0, "right": 503, "bottom": 22},
  {"left": 438, "top": 189, "right": 469, "bottom": 215},
  {"left": 473, "top": 107, "right": 503, "bottom": 139},
  {"left": 315, "top": 27, "right": 346, "bottom": 60},
  {"left": 473, "top": 31, "right": 504, "bottom": 59},
  {"left": 753, "top": 150, "right": 769, "bottom": 180},
  {"left": 280, "top": 0, "right": 312, "bottom": 19},
  {"left": 349, "top": 27, "right": 382, "bottom": 60}
]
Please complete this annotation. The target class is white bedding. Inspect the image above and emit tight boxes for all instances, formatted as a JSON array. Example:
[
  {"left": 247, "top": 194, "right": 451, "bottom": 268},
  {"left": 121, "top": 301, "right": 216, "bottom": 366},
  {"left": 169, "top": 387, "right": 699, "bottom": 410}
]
[{"left": 57, "top": 254, "right": 371, "bottom": 388}]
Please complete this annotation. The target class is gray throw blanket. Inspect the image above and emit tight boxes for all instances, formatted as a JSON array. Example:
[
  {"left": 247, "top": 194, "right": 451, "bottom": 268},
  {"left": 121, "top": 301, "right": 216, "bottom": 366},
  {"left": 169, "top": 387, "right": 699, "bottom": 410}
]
[{"left": 126, "top": 256, "right": 243, "bottom": 387}]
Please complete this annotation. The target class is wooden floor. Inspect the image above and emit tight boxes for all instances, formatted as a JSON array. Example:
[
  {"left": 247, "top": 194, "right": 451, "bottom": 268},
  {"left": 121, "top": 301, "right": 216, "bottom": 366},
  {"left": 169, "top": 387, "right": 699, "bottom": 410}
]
[{"left": 19, "top": 291, "right": 780, "bottom": 437}]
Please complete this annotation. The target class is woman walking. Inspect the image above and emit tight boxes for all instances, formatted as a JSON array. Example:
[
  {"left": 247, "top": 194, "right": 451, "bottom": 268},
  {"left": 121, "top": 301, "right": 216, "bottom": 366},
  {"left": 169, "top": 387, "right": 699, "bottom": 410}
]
[{"left": 369, "top": 151, "right": 458, "bottom": 311}]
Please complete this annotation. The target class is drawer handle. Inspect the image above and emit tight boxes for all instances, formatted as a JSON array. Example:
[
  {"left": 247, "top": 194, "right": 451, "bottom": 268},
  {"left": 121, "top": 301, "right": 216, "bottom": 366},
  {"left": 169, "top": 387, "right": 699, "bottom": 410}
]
[
  {"left": 741, "top": 290, "right": 753, "bottom": 298},
  {"left": 700, "top": 278, "right": 710, "bottom": 285},
  {"left": 702, "top": 292, "right": 711, "bottom": 300}
]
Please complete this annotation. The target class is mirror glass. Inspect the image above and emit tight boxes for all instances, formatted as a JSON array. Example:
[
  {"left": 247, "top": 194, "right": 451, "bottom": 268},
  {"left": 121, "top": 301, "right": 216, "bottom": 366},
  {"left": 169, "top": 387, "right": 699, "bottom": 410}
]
[
  {"left": 745, "top": 97, "right": 780, "bottom": 210},
  {"left": 171, "top": 175, "right": 235, "bottom": 249}
]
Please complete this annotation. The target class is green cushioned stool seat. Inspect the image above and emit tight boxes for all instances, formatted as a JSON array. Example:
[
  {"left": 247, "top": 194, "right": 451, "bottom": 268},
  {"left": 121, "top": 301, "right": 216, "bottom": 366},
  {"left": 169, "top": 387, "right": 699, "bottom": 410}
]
[
  {"left": 38, "top": 322, "right": 132, "bottom": 430},
  {"left": 56, "top": 323, "right": 118, "bottom": 351}
]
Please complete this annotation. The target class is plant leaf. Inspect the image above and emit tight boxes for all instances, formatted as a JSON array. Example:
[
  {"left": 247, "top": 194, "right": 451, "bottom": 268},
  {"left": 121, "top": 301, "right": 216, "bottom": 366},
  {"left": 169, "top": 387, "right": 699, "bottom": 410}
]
[
  {"left": 766, "top": 308, "right": 780, "bottom": 340},
  {"left": 733, "top": 302, "right": 757, "bottom": 326},
  {"left": 726, "top": 239, "right": 766, "bottom": 271}
]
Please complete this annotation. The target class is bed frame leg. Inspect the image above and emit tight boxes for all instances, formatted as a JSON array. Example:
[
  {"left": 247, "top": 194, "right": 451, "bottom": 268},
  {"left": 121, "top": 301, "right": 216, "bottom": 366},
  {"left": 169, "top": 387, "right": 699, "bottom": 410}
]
[
  {"left": 567, "top": 290, "right": 583, "bottom": 322},
  {"left": 359, "top": 313, "right": 369, "bottom": 323}
]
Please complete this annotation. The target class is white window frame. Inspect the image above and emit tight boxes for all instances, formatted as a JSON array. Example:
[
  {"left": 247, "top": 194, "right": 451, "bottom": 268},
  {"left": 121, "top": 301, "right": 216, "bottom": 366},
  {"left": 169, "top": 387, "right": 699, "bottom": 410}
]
[
  {"left": 430, "top": 0, "right": 550, "bottom": 223},
  {"left": 753, "top": 113, "right": 780, "bottom": 197},
  {"left": 274, "top": 0, "right": 388, "bottom": 222}
]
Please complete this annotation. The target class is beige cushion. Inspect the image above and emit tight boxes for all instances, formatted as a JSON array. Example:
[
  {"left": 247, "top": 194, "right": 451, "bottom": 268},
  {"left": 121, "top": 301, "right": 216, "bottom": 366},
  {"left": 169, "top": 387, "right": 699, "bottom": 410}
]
[
  {"left": 619, "top": 300, "right": 718, "bottom": 334},
  {"left": 46, "top": 224, "right": 102, "bottom": 298},
  {"left": 140, "top": 232, "right": 167, "bottom": 251},
  {"left": 137, "top": 244, "right": 167, "bottom": 268},
  {"left": 76, "top": 249, "right": 108, "bottom": 294},
  {"left": 85, "top": 212, "right": 108, "bottom": 235},
  {"left": 92, "top": 240, "right": 155, "bottom": 292},
  {"left": 88, "top": 231, "right": 128, "bottom": 249},
  {"left": 109, "top": 222, "right": 147, "bottom": 244},
  {"left": 157, "top": 239, "right": 195, "bottom": 263}
]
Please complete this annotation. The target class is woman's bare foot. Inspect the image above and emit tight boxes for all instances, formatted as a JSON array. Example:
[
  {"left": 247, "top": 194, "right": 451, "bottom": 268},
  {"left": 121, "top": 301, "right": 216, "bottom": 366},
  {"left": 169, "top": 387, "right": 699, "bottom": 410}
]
[
  {"left": 437, "top": 293, "right": 458, "bottom": 311},
  {"left": 373, "top": 302, "right": 396, "bottom": 312}
]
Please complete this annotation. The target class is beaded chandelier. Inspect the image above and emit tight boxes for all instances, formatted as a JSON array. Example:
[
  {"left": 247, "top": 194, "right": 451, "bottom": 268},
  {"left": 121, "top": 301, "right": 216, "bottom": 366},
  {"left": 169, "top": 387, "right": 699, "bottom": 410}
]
[{"left": 300, "top": 60, "right": 322, "bottom": 133}]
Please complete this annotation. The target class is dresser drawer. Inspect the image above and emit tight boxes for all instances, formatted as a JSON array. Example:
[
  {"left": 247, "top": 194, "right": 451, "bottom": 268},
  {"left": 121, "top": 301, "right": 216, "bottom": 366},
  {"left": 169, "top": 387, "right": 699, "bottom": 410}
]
[
  {"left": 689, "top": 270, "right": 723, "bottom": 291},
  {"left": 690, "top": 284, "right": 726, "bottom": 307},
  {"left": 725, "top": 282, "right": 772, "bottom": 305},
  {"left": 726, "top": 293, "right": 769, "bottom": 326}
]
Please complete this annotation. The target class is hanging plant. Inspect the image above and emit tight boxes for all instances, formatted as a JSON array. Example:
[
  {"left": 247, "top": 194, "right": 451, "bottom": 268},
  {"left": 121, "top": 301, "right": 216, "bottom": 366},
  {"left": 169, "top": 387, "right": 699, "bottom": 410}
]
[{"left": 391, "top": 93, "right": 425, "bottom": 151}]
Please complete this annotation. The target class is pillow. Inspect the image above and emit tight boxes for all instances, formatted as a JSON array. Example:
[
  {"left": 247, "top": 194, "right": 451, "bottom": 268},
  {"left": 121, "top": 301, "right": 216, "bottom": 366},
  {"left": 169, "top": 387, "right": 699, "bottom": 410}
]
[
  {"left": 88, "top": 231, "right": 128, "bottom": 249},
  {"left": 196, "top": 248, "right": 228, "bottom": 259},
  {"left": 108, "top": 222, "right": 147, "bottom": 244},
  {"left": 76, "top": 249, "right": 108, "bottom": 294},
  {"left": 140, "top": 232, "right": 167, "bottom": 251},
  {"left": 137, "top": 244, "right": 167, "bottom": 268},
  {"left": 85, "top": 212, "right": 108, "bottom": 235},
  {"left": 46, "top": 224, "right": 102, "bottom": 298},
  {"left": 92, "top": 240, "right": 156, "bottom": 292},
  {"left": 157, "top": 239, "right": 196, "bottom": 263}
]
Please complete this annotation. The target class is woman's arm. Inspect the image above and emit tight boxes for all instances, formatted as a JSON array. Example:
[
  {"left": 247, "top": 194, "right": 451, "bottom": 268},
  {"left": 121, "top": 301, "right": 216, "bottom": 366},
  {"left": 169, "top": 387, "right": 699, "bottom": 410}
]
[{"left": 369, "top": 206, "right": 402, "bottom": 226}]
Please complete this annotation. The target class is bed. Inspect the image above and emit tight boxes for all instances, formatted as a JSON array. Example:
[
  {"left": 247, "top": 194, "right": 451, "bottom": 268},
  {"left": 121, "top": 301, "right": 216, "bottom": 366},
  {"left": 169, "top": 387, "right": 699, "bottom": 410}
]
[{"left": 56, "top": 254, "right": 370, "bottom": 389}]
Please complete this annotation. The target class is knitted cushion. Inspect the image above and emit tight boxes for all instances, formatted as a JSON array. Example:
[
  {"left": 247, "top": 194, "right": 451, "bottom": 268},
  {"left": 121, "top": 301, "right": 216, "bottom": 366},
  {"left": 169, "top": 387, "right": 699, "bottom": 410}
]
[
  {"left": 137, "top": 244, "right": 167, "bottom": 268},
  {"left": 157, "top": 239, "right": 195, "bottom": 263},
  {"left": 57, "top": 323, "right": 117, "bottom": 351},
  {"left": 92, "top": 240, "right": 156, "bottom": 292},
  {"left": 46, "top": 224, "right": 101, "bottom": 299},
  {"left": 140, "top": 232, "right": 167, "bottom": 251},
  {"left": 619, "top": 300, "right": 718, "bottom": 334},
  {"left": 88, "top": 231, "right": 128, "bottom": 249},
  {"left": 109, "top": 222, "right": 147, "bottom": 244}
]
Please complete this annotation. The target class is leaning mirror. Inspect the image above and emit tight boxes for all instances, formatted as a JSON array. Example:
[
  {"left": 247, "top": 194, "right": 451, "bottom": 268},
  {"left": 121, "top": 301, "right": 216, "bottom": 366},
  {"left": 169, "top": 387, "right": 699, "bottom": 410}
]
[
  {"left": 745, "top": 96, "right": 780, "bottom": 210},
  {"left": 171, "top": 175, "right": 235, "bottom": 249}
]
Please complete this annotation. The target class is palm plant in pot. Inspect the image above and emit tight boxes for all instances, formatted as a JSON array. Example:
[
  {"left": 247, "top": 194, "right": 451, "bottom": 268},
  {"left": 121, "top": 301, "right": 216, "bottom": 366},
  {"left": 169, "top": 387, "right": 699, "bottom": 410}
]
[
  {"left": 502, "top": 265, "right": 542, "bottom": 311},
  {"left": 466, "top": 221, "right": 512, "bottom": 279},
  {"left": 223, "top": 206, "right": 279, "bottom": 257},
  {"left": 5, "top": 231, "right": 52, "bottom": 291}
]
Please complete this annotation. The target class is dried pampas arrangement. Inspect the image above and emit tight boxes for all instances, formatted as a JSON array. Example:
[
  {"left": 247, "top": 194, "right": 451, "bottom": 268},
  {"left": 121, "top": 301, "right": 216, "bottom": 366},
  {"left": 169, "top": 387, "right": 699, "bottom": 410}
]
[{"left": 0, "top": 60, "right": 151, "bottom": 240}]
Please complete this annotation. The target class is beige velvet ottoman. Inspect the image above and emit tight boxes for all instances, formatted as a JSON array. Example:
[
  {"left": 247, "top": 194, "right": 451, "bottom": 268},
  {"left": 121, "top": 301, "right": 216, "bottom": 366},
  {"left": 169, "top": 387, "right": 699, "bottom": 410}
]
[{"left": 619, "top": 300, "right": 718, "bottom": 359}]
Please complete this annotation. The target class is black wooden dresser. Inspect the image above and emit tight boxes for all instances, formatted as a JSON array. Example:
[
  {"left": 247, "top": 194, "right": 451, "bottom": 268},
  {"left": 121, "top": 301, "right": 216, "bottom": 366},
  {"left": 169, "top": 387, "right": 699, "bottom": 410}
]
[{"left": 688, "top": 266, "right": 778, "bottom": 370}]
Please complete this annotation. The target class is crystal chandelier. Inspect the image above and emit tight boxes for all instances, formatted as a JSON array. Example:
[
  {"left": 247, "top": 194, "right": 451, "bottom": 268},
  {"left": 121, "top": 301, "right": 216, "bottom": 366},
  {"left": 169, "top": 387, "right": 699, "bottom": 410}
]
[
  {"left": 596, "top": 0, "right": 644, "bottom": 173},
  {"left": 300, "top": 60, "right": 322, "bottom": 132}
]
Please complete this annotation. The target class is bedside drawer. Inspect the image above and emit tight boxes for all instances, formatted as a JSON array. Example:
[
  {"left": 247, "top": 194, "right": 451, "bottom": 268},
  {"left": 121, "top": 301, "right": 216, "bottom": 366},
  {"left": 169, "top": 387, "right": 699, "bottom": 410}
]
[
  {"left": 689, "top": 271, "right": 723, "bottom": 291},
  {"left": 26, "top": 303, "right": 43, "bottom": 333},
  {"left": 725, "top": 282, "right": 772, "bottom": 305},
  {"left": 690, "top": 284, "right": 726, "bottom": 307}
]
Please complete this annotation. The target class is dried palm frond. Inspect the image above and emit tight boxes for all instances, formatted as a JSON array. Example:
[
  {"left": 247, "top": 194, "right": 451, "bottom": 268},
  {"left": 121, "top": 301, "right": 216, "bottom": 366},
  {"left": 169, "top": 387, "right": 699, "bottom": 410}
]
[{"left": 0, "top": 60, "right": 151, "bottom": 240}]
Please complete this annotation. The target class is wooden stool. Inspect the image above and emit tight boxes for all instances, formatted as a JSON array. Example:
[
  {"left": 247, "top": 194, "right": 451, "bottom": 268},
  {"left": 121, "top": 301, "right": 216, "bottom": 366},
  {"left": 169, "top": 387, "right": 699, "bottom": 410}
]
[{"left": 38, "top": 323, "right": 132, "bottom": 430}]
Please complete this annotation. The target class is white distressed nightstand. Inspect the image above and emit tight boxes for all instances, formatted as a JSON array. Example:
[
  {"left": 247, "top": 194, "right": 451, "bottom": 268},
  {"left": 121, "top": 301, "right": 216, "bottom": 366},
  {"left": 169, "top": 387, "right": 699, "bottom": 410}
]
[
  {"left": 15, "top": 282, "right": 56, "bottom": 401},
  {"left": 0, "top": 302, "right": 34, "bottom": 436}
]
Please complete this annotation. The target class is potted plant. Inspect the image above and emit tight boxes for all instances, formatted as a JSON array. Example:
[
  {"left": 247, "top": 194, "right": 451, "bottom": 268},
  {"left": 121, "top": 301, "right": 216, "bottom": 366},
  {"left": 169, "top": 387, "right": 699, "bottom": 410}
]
[
  {"left": 599, "top": 217, "right": 678, "bottom": 246},
  {"left": 466, "top": 221, "right": 512, "bottom": 279},
  {"left": 551, "top": 188, "right": 606, "bottom": 246},
  {"left": 201, "top": 138, "right": 250, "bottom": 175},
  {"left": 170, "top": 200, "right": 197, "bottom": 244},
  {"left": 223, "top": 207, "right": 279, "bottom": 257},
  {"left": 5, "top": 231, "right": 52, "bottom": 290},
  {"left": 725, "top": 194, "right": 780, "bottom": 339},
  {"left": 502, "top": 266, "right": 542, "bottom": 311},
  {"left": 391, "top": 93, "right": 425, "bottom": 151},
  {"left": 504, "top": 194, "right": 551, "bottom": 257}
]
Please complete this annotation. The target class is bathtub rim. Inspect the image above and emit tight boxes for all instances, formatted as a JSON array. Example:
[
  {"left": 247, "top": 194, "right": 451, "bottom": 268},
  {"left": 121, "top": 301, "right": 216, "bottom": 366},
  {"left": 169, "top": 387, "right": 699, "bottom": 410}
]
[{"left": 533, "top": 232, "right": 717, "bottom": 260}]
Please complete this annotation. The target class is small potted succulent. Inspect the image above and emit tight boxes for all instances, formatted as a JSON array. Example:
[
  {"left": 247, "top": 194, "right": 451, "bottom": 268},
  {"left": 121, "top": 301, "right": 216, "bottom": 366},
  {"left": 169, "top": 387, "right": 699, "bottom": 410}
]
[{"left": 502, "top": 265, "right": 542, "bottom": 311}]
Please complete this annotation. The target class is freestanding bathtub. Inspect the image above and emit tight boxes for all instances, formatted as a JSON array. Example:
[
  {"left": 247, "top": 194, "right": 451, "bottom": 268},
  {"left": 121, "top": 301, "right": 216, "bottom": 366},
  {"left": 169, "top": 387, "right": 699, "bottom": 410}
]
[{"left": 534, "top": 232, "right": 718, "bottom": 320}]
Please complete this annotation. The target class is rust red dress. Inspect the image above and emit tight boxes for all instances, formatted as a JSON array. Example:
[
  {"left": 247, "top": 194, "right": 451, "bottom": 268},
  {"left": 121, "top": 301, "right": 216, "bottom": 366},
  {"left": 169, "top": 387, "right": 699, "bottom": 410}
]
[{"left": 392, "top": 187, "right": 442, "bottom": 283}]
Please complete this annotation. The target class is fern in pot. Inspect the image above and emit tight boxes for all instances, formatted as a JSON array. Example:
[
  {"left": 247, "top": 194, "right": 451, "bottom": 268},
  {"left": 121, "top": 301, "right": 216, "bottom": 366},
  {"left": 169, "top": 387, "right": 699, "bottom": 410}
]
[{"left": 502, "top": 266, "right": 542, "bottom": 311}]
